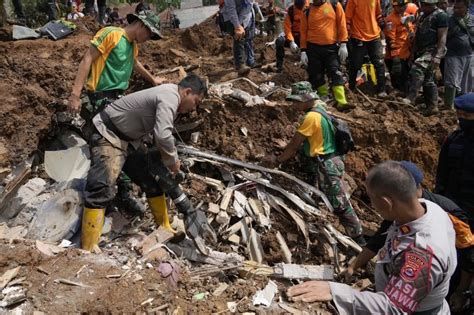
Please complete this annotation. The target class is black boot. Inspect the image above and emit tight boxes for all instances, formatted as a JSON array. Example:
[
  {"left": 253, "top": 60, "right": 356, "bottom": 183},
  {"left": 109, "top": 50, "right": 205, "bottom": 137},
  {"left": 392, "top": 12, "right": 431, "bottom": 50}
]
[{"left": 116, "top": 173, "right": 146, "bottom": 216}]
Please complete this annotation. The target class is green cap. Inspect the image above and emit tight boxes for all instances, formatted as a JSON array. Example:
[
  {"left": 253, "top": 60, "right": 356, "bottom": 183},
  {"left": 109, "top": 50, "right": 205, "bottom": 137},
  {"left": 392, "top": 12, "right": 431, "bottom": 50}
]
[
  {"left": 127, "top": 10, "right": 163, "bottom": 40},
  {"left": 286, "top": 81, "right": 319, "bottom": 102}
]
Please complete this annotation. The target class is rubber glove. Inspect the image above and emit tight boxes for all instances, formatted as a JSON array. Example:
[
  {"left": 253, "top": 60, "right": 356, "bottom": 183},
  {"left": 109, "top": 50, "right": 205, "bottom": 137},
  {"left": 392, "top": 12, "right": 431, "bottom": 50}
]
[
  {"left": 300, "top": 51, "right": 308, "bottom": 66},
  {"left": 290, "top": 41, "right": 298, "bottom": 53},
  {"left": 338, "top": 43, "right": 348, "bottom": 63}
]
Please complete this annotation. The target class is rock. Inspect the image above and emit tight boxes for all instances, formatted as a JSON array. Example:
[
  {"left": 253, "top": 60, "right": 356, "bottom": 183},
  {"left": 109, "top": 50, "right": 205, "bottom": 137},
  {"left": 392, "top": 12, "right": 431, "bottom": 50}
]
[{"left": 0, "top": 178, "right": 47, "bottom": 220}]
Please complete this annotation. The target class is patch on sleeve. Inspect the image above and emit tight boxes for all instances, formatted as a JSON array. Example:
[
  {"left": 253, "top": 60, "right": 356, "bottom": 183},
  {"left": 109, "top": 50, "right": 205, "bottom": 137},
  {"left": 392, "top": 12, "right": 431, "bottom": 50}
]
[{"left": 384, "top": 245, "right": 434, "bottom": 313}]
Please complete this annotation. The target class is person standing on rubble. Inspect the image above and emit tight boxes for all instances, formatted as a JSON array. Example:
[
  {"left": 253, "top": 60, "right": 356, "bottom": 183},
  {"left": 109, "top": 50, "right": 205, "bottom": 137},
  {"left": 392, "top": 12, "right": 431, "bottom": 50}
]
[
  {"left": 81, "top": 74, "right": 216, "bottom": 252},
  {"left": 222, "top": 0, "right": 258, "bottom": 75},
  {"left": 299, "top": 0, "right": 352, "bottom": 111},
  {"left": 68, "top": 11, "right": 166, "bottom": 216},
  {"left": 401, "top": 0, "right": 448, "bottom": 115},
  {"left": 343, "top": 160, "right": 474, "bottom": 313},
  {"left": 274, "top": 0, "right": 307, "bottom": 73},
  {"left": 345, "top": 0, "right": 387, "bottom": 97},
  {"left": 384, "top": 0, "right": 418, "bottom": 94},
  {"left": 443, "top": 0, "right": 474, "bottom": 109},
  {"left": 288, "top": 160, "right": 457, "bottom": 314},
  {"left": 265, "top": 82, "right": 365, "bottom": 246}
]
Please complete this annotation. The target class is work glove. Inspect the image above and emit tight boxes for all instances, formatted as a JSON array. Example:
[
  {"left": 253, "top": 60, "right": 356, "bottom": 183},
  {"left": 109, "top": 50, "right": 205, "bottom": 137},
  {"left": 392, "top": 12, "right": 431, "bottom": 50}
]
[
  {"left": 392, "top": 57, "right": 402, "bottom": 76},
  {"left": 290, "top": 41, "right": 298, "bottom": 53},
  {"left": 300, "top": 51, "right": 308, "bottom": 66},
  {"left": 338, "top": 43, "right": 348, "bottom": 63},
  {"left": 234, "top": 25, "right": 245, "bottom": 40},
  {"left": 185, "top": 209, "right": 217, "bottom": 254},
  {"left": 401, "top": 14, "right": 415, "bottom": 26}
]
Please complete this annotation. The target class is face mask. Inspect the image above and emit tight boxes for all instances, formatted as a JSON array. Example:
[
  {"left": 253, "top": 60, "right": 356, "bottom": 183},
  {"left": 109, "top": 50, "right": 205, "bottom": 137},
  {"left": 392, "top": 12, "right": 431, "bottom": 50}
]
[{"left": 458, "top": 118, "right": 474, "bottom": 131}]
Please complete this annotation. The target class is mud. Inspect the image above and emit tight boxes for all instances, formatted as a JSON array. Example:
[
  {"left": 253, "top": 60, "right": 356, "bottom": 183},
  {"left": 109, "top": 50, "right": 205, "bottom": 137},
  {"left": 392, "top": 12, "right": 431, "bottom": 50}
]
[{"left": 0, "top": 14, "right": 458, "bottom": 313}]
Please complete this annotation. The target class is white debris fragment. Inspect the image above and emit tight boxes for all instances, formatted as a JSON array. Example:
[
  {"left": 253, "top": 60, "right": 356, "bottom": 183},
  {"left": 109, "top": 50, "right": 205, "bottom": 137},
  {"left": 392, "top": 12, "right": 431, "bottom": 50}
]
[{"left": 252, "top": 280, "right": 278, "bottom": 307}]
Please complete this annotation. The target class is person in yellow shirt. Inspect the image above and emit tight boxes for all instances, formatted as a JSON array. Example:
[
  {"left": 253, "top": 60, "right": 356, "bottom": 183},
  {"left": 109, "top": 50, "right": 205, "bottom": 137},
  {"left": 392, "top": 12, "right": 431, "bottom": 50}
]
[
  {"left": 346, "top": 0, "right": 387, "bottom": 97},
  {"left": 275, "top": 0, "right": 308, "bottom": 72},
  {"left": 265, "top": 82, "right": 365, "bottom": 246},
  {"left": 300, "top": 0, "right": 353, "bottom": 111}
]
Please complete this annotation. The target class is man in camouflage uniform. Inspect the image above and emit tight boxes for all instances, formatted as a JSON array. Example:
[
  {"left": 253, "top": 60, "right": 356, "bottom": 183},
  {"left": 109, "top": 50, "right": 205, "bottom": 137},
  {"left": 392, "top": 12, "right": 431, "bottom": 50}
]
[
  {"left": 287, "top": 161, "right": 457, "bottom": 314},
  {"left": 68, "top": 11, "right": 166, "bottom": 215},
  {"left": 402, "top": 0, "right": 448, "bottom": 115},
  {"left": 265, "top": 82, "right": 365, "bottom": 246}
]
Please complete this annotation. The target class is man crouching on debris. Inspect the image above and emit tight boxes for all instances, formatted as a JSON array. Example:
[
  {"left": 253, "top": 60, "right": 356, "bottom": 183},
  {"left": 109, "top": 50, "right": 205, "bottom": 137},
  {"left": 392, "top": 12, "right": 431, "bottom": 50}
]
[
  {"left": 265, "top": 82, "right": 365, "bottom": 246},
  {"left": 81, "top": 74, "right": 216, "bottom": 252},
  {"left": 287, "top": 161, "right": 457, "bottom": 314}
]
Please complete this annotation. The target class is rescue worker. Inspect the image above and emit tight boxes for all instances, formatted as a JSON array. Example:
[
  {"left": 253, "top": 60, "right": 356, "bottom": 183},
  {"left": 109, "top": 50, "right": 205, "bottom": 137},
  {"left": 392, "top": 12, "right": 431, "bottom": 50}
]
[
  {"left": 81, "top": 74, "right": 216, "bottom": 252},
  {"left": 265, "top": 82, "right": 365, "bottom": 245},
  {"left": 287, "top": 161, "right": 457, "bottom": 314},
  {"left": 262, "top": 0, "right": 277, "bottom": 35},
  {"left": 436, "top": 93, "right": 474, "bottom": 230},
  {"left": 345, "top": 0, "right": 387, "bottom": 97},
  {"left": 299, "top": 0, "right": 352, "bottom": 111},
  {"left": 443, "top": 0, "right": 474, "bottom": 109},
  {"left": 223, "top": 0, "right": 256, "bottom": 75},
  {"left": 402, "top": 0, "right": 448, "bottom": 115},
  {"left": 384, "top": 0, "right": 418, "bottom": 94},
  {"left": 275, "top": 0, "right": 307, "bottom": 72},
  {"left": 68, "top": 11, "right": 166, "bottom": 216},
  {"left": 343, "top": 161, "right": 474, "bottom": 313}
]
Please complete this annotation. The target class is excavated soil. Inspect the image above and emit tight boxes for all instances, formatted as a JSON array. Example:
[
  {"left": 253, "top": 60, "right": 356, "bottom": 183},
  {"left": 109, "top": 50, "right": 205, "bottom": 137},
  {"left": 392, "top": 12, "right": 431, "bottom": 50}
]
[{"left": 0, "top": 16, "right": 458, "bottom": 313}]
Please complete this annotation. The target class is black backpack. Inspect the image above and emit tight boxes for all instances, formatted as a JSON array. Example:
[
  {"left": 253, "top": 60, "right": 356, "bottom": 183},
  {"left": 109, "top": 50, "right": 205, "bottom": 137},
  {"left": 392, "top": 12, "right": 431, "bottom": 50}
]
[{"left": 310, "top": 107, "right": 355, "bottom": 155}]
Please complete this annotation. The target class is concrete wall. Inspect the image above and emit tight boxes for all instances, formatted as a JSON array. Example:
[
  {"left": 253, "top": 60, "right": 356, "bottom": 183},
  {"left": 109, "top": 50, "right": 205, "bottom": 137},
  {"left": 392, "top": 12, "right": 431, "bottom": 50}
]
[{"left": 175, "top": 4, "right": 218, "bottom": 28}]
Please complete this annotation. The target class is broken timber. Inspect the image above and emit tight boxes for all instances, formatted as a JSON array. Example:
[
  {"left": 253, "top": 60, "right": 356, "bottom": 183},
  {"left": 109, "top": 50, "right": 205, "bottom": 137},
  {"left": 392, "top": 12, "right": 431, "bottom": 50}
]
[{"left": 177, "top": 145, "right": 333, "bottom": 212}]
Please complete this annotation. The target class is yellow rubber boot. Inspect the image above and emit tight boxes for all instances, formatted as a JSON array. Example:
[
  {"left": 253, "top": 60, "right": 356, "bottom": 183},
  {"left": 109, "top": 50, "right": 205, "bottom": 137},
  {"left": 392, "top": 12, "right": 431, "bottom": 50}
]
[
  {"left": 316, "top": 84, "right": 329, "bottom": 97},
  {"left": 148, "top": 195, "right": 175, "bottom": 232},
  {"left": 332, "top": 85, "right": 348, "bottom": 106},
  {"left": 81, "top": 207, "right": 105, "bottom": 251}
]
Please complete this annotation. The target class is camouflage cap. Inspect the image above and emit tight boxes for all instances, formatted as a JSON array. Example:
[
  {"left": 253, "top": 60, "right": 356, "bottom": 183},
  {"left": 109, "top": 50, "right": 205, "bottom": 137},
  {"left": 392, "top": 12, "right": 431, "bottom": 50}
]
[
  {"left": 286, "top": 81, "right": 319, "bottom": 102},
  {"left": 127, "top": 10, "right": 163, "bottom": 40}
]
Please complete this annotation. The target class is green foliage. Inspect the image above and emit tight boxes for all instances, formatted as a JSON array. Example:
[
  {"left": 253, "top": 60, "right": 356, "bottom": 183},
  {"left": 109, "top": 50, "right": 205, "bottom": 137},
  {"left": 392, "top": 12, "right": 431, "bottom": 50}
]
[{"left": 151, "top": 0, "right": 181, "bottom": 12}]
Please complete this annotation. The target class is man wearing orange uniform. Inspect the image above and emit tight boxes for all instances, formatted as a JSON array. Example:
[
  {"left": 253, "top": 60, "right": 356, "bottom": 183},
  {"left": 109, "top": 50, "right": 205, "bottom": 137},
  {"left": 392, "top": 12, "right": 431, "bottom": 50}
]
[
  {"left": 384, "top": 0, "right": 418, "bottom": 93},
  {"left": 346, "top": 0, "right": 387, "bottom": 97},
  {"left": 275, "top": 0, "right": 307, "bottom": 72},
  {"left": 300, "top": 0, "right": 351, "bottom": 111}
]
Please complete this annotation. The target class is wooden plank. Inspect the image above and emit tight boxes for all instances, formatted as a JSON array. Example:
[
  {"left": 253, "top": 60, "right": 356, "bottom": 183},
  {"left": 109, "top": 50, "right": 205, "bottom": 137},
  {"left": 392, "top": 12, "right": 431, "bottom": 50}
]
[
  {"left": 275, "top": 231, "right": 292, "bottom": 263},
  {"left": 220, "top": 188, "right": 233, "bottom": 212}
]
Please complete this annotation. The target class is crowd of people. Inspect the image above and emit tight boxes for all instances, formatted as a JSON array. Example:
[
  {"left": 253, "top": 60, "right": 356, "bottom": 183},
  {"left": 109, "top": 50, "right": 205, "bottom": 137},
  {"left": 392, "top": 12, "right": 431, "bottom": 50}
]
[
  {"left": 219, "top": 0, "right": 473, "bottom": 115},
  {"left": 2, "top": 0, "right": 152, "bottom": 26}
]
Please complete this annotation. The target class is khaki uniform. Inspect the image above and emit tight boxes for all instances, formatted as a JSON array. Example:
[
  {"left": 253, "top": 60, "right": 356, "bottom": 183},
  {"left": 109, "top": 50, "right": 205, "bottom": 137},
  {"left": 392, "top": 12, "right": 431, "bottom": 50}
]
[{"left": 329, "top": 199, "right": 457, "bottom": 314}]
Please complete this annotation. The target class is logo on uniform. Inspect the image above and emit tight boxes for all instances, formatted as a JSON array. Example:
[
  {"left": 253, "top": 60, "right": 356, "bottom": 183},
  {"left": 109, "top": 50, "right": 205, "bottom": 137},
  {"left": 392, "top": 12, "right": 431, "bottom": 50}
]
[
  {"left": 399, "top": 225, "right": 411, "bottom": 235},
  {"left": 400, "top": 250, "right": 428, "bottom": 282}
]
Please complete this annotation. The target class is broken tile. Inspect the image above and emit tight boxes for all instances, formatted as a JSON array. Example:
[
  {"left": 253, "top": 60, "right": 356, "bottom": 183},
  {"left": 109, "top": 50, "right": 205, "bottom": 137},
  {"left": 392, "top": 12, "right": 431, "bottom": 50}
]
[
  {"left": 252, "top": 280, "right": 277, "bottom": 307},
  {"left": 207, "top": 203, "right": 220, "bottom": 214},
  {"left": 273, "top": 263, "right": 334, "bottom": 281}
]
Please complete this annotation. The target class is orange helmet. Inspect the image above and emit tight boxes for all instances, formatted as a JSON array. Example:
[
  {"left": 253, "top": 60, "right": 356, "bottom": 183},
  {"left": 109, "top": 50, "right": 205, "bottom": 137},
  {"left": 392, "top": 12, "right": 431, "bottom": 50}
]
[{"left": 405, "top": 3, "right": 418, "bottom": 15}]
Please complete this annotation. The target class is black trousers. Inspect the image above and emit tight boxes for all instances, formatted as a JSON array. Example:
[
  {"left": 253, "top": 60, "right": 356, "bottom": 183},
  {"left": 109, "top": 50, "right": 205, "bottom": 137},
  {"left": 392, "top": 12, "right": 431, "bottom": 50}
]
[
  {"left": 348, "top": 37, "right": 386, "bottom": 93},
  {"left": 307, "top": 43, "right": 344, "bottom": 88},
  {"left": 12, "top": 0, "right": 25, "bottom": 19},
  {"left": 385, "top": 58, "right": 410, "bottom": 93},
  {"left": 275, "top": 35, "right": 300, "bottom": 69}
]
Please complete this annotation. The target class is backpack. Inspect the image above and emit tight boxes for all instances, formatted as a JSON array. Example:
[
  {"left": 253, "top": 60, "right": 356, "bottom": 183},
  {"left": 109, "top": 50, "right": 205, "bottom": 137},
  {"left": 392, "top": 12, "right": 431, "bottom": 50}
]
[{"left": 310, "top": 107, "right": 355, "bottom": 155}]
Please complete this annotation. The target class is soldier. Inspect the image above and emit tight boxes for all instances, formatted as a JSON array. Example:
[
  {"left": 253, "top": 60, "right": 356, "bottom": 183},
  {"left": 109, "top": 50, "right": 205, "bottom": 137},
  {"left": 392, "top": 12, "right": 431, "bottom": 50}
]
[
  {"left": 287, "top": 161, "right": 457, "bottom": 314},
  {"left": 402, "top": 0, "right": 448, "bottom": 115},
  {"left": 265, "top": 82, "right": 365, "bottom": 246}
]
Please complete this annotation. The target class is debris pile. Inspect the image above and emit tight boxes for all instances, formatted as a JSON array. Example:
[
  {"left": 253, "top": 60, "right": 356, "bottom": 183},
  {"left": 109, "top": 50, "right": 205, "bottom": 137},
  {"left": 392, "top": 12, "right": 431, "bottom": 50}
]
[{"left": 0, "top": 15, "right": 459, "bottom": 313}]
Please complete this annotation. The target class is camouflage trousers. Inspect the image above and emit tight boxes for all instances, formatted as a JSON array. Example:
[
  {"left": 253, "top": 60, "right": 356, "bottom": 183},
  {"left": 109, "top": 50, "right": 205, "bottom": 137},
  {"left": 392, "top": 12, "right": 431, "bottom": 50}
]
[
  {"left": 406, "top": 51, "right": 438, "bottom": 106},
  {"left": 315, "top": 155, "right": 363, "bottom": 238}
]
